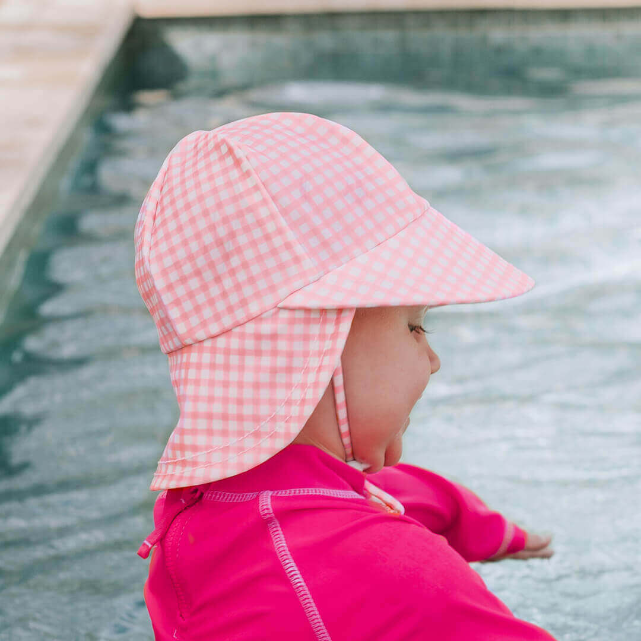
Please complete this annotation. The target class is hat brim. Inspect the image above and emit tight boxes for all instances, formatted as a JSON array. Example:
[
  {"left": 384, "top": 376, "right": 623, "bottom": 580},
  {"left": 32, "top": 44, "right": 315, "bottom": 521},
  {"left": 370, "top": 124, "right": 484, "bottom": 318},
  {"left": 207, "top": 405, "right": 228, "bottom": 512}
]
[{"left": 277, "top": 203, "right": 534, "bottom": 310}]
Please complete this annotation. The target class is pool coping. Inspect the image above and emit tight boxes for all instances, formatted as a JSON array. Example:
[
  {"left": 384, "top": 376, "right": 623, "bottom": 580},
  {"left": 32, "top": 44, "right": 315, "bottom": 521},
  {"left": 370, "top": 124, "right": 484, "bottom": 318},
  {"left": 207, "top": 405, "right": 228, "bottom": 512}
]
[{"left": 136, "top": 0, "right": 641, "bottom": 18}]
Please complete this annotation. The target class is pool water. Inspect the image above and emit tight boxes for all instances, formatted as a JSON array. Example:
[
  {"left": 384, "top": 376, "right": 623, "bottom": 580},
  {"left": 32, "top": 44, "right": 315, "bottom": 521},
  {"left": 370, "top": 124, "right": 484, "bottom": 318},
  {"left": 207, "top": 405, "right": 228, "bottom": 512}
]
[{"left": 1, "top": 11, "right": 640, "bottom": 640}]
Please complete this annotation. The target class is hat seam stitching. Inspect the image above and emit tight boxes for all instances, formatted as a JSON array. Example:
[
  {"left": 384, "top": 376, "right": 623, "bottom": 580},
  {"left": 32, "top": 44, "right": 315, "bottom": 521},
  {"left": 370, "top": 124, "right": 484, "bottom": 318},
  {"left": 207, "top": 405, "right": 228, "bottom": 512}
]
[
  {"left": 277, "top": 201, "right": 431, "bottom": 307},
  {"left": 147, "top": 135, "right": 198, "bottom": 353},
  {"left": 235, "top": 137, "right": 317, "bottom": 268}
]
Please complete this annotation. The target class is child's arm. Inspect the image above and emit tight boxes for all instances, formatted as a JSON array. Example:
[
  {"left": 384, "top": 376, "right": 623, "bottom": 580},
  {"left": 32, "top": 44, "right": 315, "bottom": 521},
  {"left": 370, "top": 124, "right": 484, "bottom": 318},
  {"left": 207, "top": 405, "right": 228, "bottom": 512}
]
[
  {"left": 341, "top": 515, "right": 559, "bottom": 641},
  {"left": 367, "top": 462, "right": 550, "bottom": 562}
]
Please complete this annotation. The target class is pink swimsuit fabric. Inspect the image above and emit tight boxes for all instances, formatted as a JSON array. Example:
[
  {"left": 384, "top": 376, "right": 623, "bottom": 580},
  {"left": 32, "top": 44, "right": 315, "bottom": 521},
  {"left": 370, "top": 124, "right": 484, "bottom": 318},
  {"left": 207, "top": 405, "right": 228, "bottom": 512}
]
[{"left": 140, "top": 443, "right": 557, "bottom": 640}]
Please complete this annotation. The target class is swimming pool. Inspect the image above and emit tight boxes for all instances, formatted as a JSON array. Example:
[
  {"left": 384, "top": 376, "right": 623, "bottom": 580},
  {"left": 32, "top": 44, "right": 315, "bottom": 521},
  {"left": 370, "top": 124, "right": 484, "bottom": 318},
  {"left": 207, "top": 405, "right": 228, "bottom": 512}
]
[{"left": 1, "top": 9, "right": 640, "bottom": 639}]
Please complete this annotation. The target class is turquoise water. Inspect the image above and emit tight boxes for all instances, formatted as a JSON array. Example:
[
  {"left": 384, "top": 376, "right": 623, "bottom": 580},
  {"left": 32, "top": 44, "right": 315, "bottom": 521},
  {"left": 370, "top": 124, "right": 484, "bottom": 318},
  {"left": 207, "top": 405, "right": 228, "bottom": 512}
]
[{"left": 1, "top": 12, "right": 640, "bottom": 639}]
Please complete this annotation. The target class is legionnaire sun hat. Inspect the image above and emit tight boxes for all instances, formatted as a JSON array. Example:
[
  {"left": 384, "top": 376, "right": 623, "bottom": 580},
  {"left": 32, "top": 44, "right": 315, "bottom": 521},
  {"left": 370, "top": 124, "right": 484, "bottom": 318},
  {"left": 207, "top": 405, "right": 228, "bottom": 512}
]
[{"left": 134, "top": 111, "right": 535, "bottom": 492}]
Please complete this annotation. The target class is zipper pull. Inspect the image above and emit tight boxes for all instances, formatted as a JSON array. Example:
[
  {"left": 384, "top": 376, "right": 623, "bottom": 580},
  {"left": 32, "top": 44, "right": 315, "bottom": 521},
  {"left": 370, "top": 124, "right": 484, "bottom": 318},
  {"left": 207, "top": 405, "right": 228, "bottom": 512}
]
[{"left": 137, "top": 486, "right": 204, "bottom": 559}]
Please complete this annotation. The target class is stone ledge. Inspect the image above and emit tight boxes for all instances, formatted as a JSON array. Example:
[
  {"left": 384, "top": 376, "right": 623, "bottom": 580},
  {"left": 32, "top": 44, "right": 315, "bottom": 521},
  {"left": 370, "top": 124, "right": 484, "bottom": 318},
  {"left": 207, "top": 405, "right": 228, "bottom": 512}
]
[
  {"left": 134, "top": 0, "right": 641, "bottom": 18},
  {"left": 0, "top": 0, "right": 134, "bottom": 263}
]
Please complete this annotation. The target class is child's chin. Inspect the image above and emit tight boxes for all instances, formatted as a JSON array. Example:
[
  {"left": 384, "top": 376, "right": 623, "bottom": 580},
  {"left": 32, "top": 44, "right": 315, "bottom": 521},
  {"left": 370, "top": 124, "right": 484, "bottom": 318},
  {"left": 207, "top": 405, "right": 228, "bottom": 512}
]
[{"left": 384, "top": 436, "right": 403, "bottom": 467}]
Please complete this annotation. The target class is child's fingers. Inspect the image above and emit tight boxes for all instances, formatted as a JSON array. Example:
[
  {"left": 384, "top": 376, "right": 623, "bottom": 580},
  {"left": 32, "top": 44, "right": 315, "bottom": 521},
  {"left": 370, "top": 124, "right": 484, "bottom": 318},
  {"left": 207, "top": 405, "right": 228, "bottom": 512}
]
[
  {"left": 483, "top": 545, "right": 555, "bottom": 562},
  {"left": 506, "top": 546, "right": 555, "bottom": 560},
  {"left": 480, "top": 531, "right": 555, "bottom": 563},
  {"left": 524, "top": 532, "right": 553, "bottom": 551}
]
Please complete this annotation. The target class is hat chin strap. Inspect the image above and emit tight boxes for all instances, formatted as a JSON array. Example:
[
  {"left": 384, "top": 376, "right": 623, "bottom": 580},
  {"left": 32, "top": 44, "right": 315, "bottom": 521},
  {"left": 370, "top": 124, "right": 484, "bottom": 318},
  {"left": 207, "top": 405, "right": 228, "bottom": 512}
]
[
  {"left": 331, "top": 360, "right": 406, "bottom": 514},
  {"left": 331, "top": 359, "right": 370, "bottom": 472}
]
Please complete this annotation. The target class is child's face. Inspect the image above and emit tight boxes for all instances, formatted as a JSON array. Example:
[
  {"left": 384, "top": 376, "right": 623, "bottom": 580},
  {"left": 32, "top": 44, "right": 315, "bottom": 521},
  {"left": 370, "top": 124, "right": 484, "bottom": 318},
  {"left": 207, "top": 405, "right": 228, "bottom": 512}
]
[
  {"left": 294, "top": 305, "right": 440, "bottom": 473},
  {"left": 341, "top": 305, "right": 440, "bottom": 473}
]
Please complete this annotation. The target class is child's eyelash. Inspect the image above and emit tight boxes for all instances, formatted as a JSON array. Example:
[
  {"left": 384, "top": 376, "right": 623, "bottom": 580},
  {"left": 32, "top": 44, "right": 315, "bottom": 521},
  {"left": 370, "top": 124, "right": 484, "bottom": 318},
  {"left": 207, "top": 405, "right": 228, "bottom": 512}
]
[{"left": 409, "top": 324, "right": 435, "bottom": 335}]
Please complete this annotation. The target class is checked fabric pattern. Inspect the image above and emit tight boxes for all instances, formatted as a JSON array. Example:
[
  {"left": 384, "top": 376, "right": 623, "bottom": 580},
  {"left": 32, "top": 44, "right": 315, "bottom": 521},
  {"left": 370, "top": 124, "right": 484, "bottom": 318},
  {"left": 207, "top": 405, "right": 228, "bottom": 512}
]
[{"left": 134, "top": 112, "right": 534, "bottom": 489}]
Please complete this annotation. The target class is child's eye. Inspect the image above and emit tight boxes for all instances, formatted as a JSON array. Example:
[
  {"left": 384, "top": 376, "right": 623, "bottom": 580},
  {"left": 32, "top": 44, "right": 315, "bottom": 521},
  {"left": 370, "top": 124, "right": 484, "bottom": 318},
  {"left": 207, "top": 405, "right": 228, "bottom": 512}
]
[{"left": 409, "top": 324, "right": 435, "bottom": 335}]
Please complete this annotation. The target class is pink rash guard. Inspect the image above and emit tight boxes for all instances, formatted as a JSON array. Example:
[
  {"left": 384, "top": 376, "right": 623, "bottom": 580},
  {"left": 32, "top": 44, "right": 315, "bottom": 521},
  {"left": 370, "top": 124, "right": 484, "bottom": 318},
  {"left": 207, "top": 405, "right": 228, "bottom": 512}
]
[{"left": 139, "top": 443, "right": 557, "bottom": 640}]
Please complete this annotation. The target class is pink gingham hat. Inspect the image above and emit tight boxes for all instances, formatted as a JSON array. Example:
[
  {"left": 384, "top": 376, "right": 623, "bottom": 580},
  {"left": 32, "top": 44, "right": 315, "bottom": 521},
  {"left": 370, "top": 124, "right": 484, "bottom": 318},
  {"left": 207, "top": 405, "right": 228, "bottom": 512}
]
[{"left": 134, "top": 111, "right": 534, "bottom": 493}]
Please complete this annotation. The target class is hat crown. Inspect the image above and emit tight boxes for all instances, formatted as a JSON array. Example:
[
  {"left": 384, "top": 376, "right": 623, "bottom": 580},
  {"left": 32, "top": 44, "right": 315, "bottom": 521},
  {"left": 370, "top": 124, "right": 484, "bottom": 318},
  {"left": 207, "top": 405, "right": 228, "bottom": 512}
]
[{"left": 134, "top": 112, "right": 425, "bottom": 354}]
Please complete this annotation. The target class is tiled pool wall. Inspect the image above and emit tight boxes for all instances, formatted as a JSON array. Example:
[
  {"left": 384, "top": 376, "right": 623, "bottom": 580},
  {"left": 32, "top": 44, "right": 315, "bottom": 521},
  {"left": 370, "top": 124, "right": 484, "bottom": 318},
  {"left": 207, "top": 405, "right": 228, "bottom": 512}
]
[{"left": 128, "top": 8, "right": 641, "bottom": 97}]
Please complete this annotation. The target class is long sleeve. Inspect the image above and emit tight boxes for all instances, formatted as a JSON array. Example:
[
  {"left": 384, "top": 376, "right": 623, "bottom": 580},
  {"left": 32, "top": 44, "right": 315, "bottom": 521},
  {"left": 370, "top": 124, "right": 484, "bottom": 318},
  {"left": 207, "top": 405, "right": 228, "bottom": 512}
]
[
  {"left": 326, "top": 515, "right": 558, "bottom": 640},
  {"left": 367, "top": 462, "right": 527, "bottom": 562}
]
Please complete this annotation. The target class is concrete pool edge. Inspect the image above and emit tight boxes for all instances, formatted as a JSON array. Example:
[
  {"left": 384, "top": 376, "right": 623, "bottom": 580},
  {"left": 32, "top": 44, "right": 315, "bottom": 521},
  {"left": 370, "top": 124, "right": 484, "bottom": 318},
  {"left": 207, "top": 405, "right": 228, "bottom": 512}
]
[
  {"left": 0, "top": 0, "right": 135, "bottom": 327},
  {"left": 136, "top": 0, "right": 641, "bottom": 17}
]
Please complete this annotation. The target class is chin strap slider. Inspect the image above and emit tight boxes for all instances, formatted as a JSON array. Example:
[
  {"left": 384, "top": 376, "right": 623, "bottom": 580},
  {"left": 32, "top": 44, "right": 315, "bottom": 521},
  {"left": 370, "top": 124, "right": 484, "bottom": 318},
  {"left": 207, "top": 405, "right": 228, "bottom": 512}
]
[{"left": 363, "top": 478, "right": 405, "bottom": 515}]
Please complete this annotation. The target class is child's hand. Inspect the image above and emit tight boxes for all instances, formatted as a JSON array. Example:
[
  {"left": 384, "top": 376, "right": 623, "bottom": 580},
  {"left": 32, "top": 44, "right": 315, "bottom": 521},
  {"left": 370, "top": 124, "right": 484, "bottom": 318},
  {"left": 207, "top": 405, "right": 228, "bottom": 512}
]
[{"left": 481, "top": 532, "right": 555, "bottom": 563}]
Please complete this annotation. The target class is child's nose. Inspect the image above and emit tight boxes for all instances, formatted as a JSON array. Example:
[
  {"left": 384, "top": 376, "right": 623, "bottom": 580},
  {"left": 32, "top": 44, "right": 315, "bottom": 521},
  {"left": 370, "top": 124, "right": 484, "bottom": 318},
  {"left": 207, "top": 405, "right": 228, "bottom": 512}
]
[{"left": 428, "top": 344, "right": 440, "bottom": 374}]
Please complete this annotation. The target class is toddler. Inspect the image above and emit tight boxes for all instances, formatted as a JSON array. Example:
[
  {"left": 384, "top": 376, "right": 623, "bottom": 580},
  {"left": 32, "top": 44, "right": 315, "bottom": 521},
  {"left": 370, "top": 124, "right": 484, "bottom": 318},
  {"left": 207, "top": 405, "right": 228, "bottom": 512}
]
[{"left": 134, "top": 112, "right": 556, "bottom": 640}]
